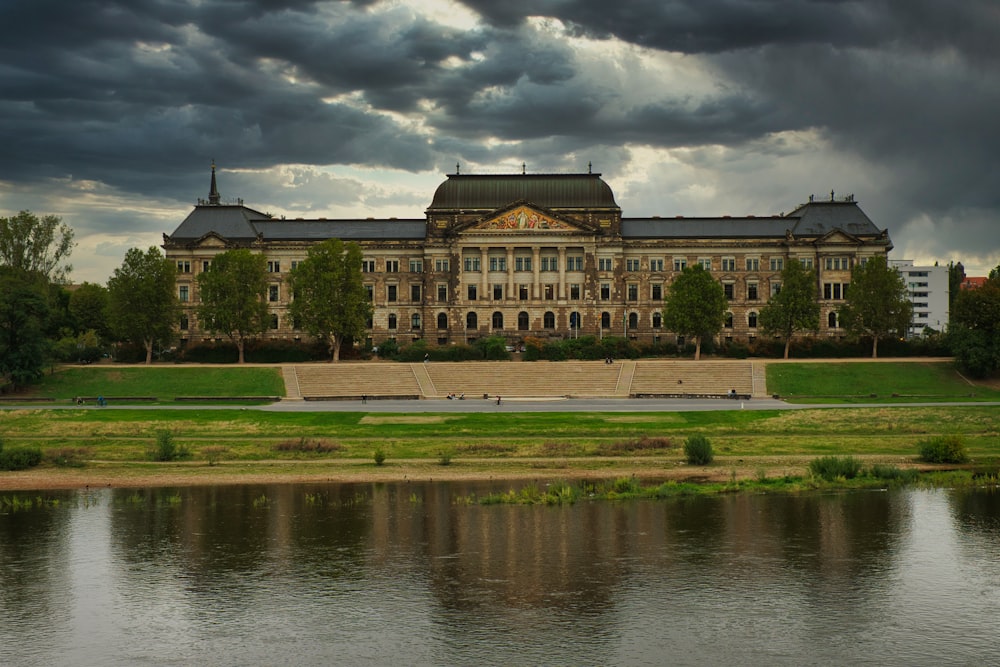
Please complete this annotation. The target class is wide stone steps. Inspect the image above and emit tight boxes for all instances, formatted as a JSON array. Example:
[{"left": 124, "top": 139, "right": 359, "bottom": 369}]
[{"left": 288, "top": 359, "right": 761, "bottom": 399}]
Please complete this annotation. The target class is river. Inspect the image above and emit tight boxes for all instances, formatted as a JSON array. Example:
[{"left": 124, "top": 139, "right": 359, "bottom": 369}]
[{"left": 2, "top": 482, "right": 998, "bottom": 666}]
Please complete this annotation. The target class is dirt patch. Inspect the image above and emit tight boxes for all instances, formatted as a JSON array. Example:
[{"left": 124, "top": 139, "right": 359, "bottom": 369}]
[{"left": 359, "top": 416, "right": 452, "bottom": 424}]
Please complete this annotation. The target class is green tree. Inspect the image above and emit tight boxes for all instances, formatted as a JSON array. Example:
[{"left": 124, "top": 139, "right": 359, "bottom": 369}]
[
  {"left": 948, "top": 264, "right": 1000, "bottom": 378},
  {"left": 948, "top": 261, "right": 965, "bottom": 314},
  {"left": 0, "top": 268, "right": 50, "bottom": 389},
  {"left": 107, "top": 247, "right": 178, "bottom": 364},
  {"left": 288, "top": 239, "right": 371, "bottom": 362},
  {"left": 838, "top": 256, "right": 912, "bottom": 358},
  {"left": 758, "top": 260, "right": 820, "bottom": 359},
  {"left": 662, "top": 265, "right": 727, "bottom": 360},
  {"left": 69, "top": 282, "right": 111, "bottom": 338},
  {"left": 196, "top": 249, "right": 269, "bottom": 363},
  {"left": 0, "top": 210, "right": 75, "bottom": 283}
]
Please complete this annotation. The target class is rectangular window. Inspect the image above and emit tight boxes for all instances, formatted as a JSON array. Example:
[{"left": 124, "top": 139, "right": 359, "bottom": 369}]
[
  {"left": 651, "top": 284, "right": 663, "bottom": 300},
  {"left": 519, "top": 284, "right": 529, "bottom": 300},
  {"left": 698, "top": 258, "right": 712, "bottom": 271},
  {"left": 541, "top": 257, "right": 558, "bottom": 271},
  {"left": 626, "top": 258, "right": 641, "bottom": 272},
  {"left": 515, "top": 256, "right": 532, "bottom": 272},
  {"left": 268, "top": 284, "right": 279, "bottom": 302},
  {"left": 434, "top": 258, "right": 449, "bottom": 272},
  {"left": 770, "top": 257, "right": 784, "bottom": 271},
  {"left": 799, "top": 257, "right": 814, "bottom": 269},
  {"left": 568, "top": 256, "right": 584, "bottom": 271},
  {"left": 746, "top": 258, "right": 760, "bottom": 272},
  {"left": 723, "top": 283, "right": 734, "bottom": 300},
  {"left": 598, "top": 258, "right": 613, "bottom": 271},
  {"left": 409, "top": 259, "right": 423, "bottom": 273},
  {"left": 365, "top": 285, "right": 374, "bottom": 302},
  {"left": 771, "top": 282, "right": 782, "bottom": 296},
  {"left": 437, "top": 284, "right": 447, "bottom": 301},
  {"left": 673, "top": 258, "right": 687, "bottom": 271},
  {"left": 202, "top": 260, "right": 211, "bottom": 272},
  {"left": 178, "top": 285, "right": 189, "bottom": 302},
  {"left": 570, "top": 284, "right": 581, "bottom": 300},
  {"left": 179, "top": 315, "right": 189, "bottom": 331},
  {"left": 825, "top": 257, "right": 848, "bottom": 271},
  {"left": 410, "top": 284, "right": 421, "bottom": 302},
  {"left": 463, "top": 256, "right": 480, "bottom": 272},
  {"left": 493, "top": 284, "right": 503, "bottom": 300},
  {"left": 747, "top": 282, "right": 759, "bottom": 300},
  {"left": 361, "top": 259, "right": 375, "bottom": 273},
  {"left": 467, "top": 285, "right": 477, "bottom": 301},
  {"left": 267, "top": 260, "right": 280, "bottom": 273},
  {"left": 721, "top": 258, "right": 736, "bottom": 272},
  {"left": 600, "top": 283, "right": 611, "bottom": 300},
  {"left": 650, "top": 258, "right": 664, "bottom": 272},
  {"left": 387, "top": 285, "right": 397, "bottom": 302},
  {"left": 386, "top": 260, "right": 399, "bottom": 273},
  {"left": 177, "top": 261, "right": 191, "bottom": 273},
  {"left": 627, "top": 283, "right": 638, "bottom": 301},
  {"left": 544, "top": 284, "right": 555, "bottom": 300}
]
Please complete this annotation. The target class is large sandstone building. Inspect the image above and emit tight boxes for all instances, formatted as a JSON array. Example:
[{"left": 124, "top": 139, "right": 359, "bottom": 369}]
[{"left": 163, "top": 166, "right": 892, "bottom": 349}]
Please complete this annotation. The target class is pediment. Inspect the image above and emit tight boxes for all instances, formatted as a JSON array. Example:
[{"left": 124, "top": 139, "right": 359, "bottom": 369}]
[
  {"left": 195, "top": 232, "right": 230, "bottom": 248},
  {"left": 465, "top": 204, "right": 587, "bottom": 233},
  {"left": 816, "top": 229, "right": 862, "bottom": 245}
]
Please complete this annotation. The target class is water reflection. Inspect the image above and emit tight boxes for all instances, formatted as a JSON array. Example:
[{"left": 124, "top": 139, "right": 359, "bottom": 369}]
[{"left": 1, "top": 484, "right": 998, "bottom": 666}]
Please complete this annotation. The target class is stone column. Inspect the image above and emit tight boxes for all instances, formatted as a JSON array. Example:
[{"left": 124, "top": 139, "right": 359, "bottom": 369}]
[
  {"left": 558, "top": 246, "right": 567, "bottom": 299},
  {"left": 480, "top": 245, "right": 489, "bottom": 302},
  {"left": 532, "top": 246, "right": 541, "bottom": 299},
  {"left": 506, "top": 247, "right": 515, "bottom": 301}
]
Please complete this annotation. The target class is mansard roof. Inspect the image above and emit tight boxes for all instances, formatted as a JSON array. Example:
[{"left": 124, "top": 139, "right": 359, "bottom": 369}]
[
  {"left": 253, "top": 219, "right": 425, "bottom": 241},
  {"left": 622, "top": 216, "right": 791, "bottom": 239},
  {"left": 169, "top": 204, "right": 266, "bottom": 241},
  {"left": 785, "top": 200, "right": 881, "bottom": 237},
  {"left": 428, "top": 173, "right": 619, "bottom": 211}
]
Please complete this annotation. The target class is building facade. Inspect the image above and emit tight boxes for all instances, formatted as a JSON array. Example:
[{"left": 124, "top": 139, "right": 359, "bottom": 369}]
[
  {"left": 890, "top": 259, "right": 950, "bottom": 336},
  {"left": 163, "top": 167, "right": 893, "bottom": 349}
]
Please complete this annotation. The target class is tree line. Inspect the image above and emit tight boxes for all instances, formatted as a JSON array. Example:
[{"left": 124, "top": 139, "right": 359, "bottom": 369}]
[{"left": 2, "top": 209, "right": 998, "bottom": 390}]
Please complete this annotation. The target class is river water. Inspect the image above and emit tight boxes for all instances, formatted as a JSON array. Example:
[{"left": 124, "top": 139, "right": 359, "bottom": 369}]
[{"left": 2, "top": 482, "right": 998, "bottom": 667}]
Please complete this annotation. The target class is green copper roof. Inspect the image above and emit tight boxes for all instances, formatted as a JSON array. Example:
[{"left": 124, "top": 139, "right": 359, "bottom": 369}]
[{"left": 428, "top": 173, "right": 619, "bottom": 211}]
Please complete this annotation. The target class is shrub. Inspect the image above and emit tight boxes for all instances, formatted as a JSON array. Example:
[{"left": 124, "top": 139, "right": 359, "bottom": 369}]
[
  {"left": 869, "top": 464, "right": 919, "bottom": 483},
  {"left": 0, "top": 447, "right": 43, "bottom": 471},
  {"left": 202, "top": 446, "right": 228, "bottom": 466},
  {"left": 373, "top": 448, "right": 386, "bottom": 466},
  {"left": 809, "top": 455, "right": 862, "bottom": 481},
  {"left": 151, "top": 430, "right": 188, "bottom": 462},
  {"left": 438, "top": 451, "right": 453, "bottom": 466},
  {"left": 684, "top": 435, "right": 714, "bottom": 465},
  {"left": 918, "top": 435, "right": 969, "bottom": 464}
]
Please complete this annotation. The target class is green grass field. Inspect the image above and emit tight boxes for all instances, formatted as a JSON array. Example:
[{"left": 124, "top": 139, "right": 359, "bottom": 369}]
[{"left": 766, "top": 362, "right": 1000, "bottom": 402}]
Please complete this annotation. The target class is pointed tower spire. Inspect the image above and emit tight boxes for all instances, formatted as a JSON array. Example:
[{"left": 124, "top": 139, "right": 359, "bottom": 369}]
[{"left": 208, "top": 160, "right": 221, "bottom": 205}]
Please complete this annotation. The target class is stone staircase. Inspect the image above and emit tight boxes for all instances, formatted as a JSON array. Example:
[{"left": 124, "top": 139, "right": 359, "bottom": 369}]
[{"left": 286, "top": 359, "right": 763, "bottom": 400}]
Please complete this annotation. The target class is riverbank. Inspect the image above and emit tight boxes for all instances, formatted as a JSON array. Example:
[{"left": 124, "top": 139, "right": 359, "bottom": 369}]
[{"left": 0, "top": 454, "right": 975, "bottom": 492}]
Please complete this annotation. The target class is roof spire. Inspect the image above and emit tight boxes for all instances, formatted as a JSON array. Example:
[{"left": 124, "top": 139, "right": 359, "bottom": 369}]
[
  {"left": 208, "top": 160, "right": 221, "bottom": 205},
  {"left": 588, "top": 161, "right": 592, "bottom": 174},
  {"left": 521, "top": 162, "right": 526, "bottom": 174}
]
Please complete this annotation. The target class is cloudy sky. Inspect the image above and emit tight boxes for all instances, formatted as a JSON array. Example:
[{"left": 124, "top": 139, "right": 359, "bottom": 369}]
[{"left": 2, "top": 0, "right": 998, "bottom": 283}]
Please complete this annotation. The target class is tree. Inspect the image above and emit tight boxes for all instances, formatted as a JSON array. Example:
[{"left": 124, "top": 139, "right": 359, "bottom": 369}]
[
  {"left": 107, "top": 247, "right": 178, "bottom": 364},
  {"left": 662, "top": 265, "right": 727, "bottom": 360},
  {"left": 0, "top": 268, "right": 51, "bottom": 389},
  {"left": 288, "top": 239, "right": 371, "bottom": 362},
  {"left": 758, "top": 260, "right": 820, "bottom": 359},
  {"left": 948, "top": 264, "right": 1000, "bottom": 378},
  {"left": 196, "top": 249, "right": 269, "bottom": 363},
  {"left": 69, "top": 282, "right": 111, "bottom": 338},
  {"left": 838, "top": 256, "right": 912, "bottom": 358},
  {"left": 0, "top": 210, "right": 75, "bottom": 283}
]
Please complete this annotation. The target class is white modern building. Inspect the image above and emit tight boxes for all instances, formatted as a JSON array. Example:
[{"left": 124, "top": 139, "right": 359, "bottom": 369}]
[{"left": 890, "top": 259, "right": 949, "bottom": 336}]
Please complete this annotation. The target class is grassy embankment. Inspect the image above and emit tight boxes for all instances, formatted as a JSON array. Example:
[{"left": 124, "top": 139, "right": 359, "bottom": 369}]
[{"left": 0, "top": 362, "right": 997, "bottom": 492}]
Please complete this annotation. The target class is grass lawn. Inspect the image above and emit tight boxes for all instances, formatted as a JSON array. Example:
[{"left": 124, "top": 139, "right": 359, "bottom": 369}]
[
  {"left": 22, "top": 366, "right": 286, "bottom": 401},
  {"left": 766, "top": 361, "right": 1000, "bottom": 402}
]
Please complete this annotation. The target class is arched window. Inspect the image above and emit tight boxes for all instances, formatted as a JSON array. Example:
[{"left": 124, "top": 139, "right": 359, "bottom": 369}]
[
  {"left": 492, "top": 311, "right": 504, "bottom": 329},
  {"left": 466, "top": 312, "right": 477, "bottom": 329},
  {"left": 628, "top": 312, "right": 638, "bottom": 329},
  {"left": 543, "top": 311, "right": 555, "bottom": 329},
  {"left": 411, "top": 314, "right": 421, "bottom": 330},
  {"left": 437, "top": 312, "right": 448, "bottom": 329},
  {"left": 518, "top": 311, "right": 529, "bottom": 330},
  {"left": 652, "top": 312, "right": 662, "bottom": 328},
  {"left": 748, "top": 311, "right": 758, "bottom": 328},
  {"left": 601, "top": 312, "right": 611, "bottom": 328},
  {"left": 828, "top": 311, "right": 838, "bottom": 328},
  {"left": 388, "top": 313, "right": 397, "bottom": 330},
  {"left": 724, "top": 312, "right": 734, "bottom": 328}
]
